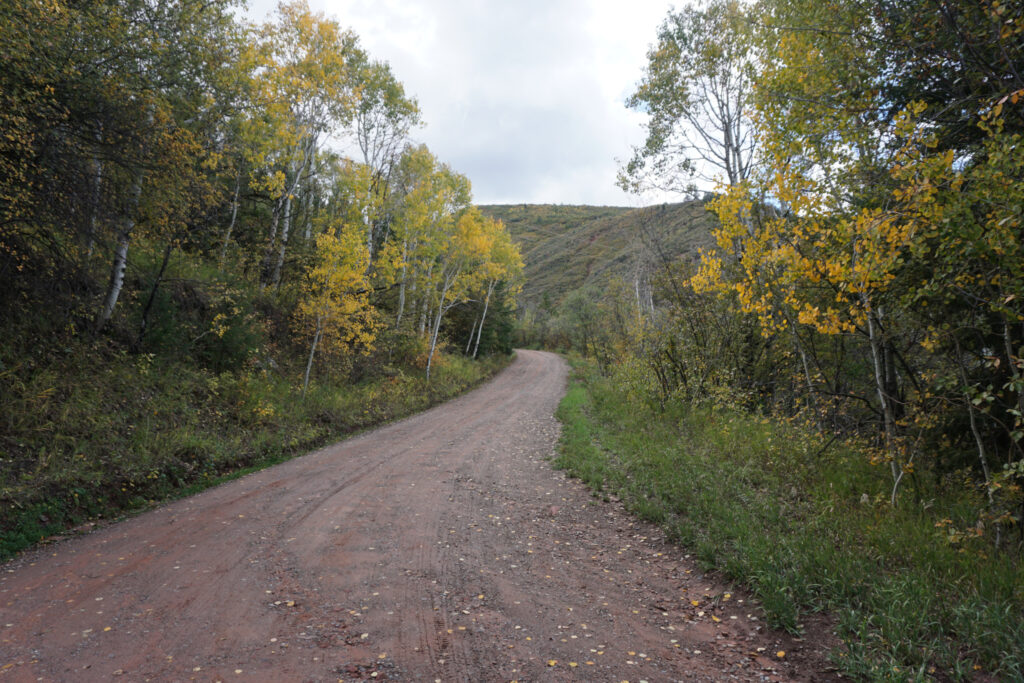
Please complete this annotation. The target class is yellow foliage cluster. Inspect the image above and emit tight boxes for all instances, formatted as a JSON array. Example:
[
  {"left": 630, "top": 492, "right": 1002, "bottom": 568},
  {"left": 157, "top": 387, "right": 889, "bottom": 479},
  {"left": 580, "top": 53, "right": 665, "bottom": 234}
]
[
  {"left": 297, "top": 227, "right": 377, "bottom": 354},
  {"left": 675, "top": 0, "right": 1024, "bottom": 515}
]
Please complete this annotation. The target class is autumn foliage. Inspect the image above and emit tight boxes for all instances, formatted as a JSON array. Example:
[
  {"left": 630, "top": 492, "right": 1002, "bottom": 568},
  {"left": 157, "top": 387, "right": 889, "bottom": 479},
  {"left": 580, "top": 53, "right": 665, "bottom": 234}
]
[
  {"left": 611, "top": 0, "right": 1024, "bottom": 544},
  {"left": 0, "top": 0, "right": 522, "bottom": 555},
  {"left": 0, "top": 0, "right": 523, "bottom": 386}
]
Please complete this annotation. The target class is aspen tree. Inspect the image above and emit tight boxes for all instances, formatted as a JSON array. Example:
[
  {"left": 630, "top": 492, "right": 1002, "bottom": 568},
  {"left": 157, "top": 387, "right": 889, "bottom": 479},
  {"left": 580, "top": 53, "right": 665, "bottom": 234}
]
[{"left": 298, "top": 226, "right": 376, "bottom": 395}]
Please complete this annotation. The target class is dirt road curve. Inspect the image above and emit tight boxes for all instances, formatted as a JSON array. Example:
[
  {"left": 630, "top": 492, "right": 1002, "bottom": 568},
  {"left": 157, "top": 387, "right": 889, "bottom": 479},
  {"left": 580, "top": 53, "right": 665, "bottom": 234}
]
[{"left": 1, "top": 350, "right": 837, "bottom": 682}]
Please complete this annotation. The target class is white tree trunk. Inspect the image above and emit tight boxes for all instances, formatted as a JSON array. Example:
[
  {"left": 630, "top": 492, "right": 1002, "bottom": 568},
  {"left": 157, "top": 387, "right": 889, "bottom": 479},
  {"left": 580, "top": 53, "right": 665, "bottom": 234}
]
[
  {"left": 472, "top": 280, "right": 495, "bottom": 359},
  {"left": 426, "top": 272, "right": 458, "bottom": 381},
  {"left": 95, "top": 168, "right": 142, "bottom": 332},
  {"left": 96, "top": 229, "right": 131, "bottom": 333},
  {"left": 864, "top": 302, "right": 901, "bottom": 504},
  {"left": 396, "top": 240, "right": 408, "bottom": 326},
  {"left": 271, "top": 189, "right": 293, "bottom": 288},
  {"left": 419, "top": 300, "right": 430, "bottom": 337},
  {"left": 302, "top": 184, "right": 313, "bottom": 244},
  {"left": 426, "top": 295, "right": 446, "bottom": 381},
  {"left": 86, "top": 152, "right": 103, "bottom": 259},
  {"left": 419, "top": 263, "right": 435, "bottom": 335},
  {"left": 261, "top": 197, "right": 284, "bottom": 288},
  {"left": 264, "top": 137, "right": 314, "bottom": 288},
  {"left": 365, "top": 173, "right": 374, "bottom": 262},
  {"left": 302, "top": 317, "right": 324, "bottom": 397},
  {"left": 219, "top": 172, "right": 241, "bottom": 268},
  {"left": 466, "top": 314, "right": 479, "bottom": 354}
]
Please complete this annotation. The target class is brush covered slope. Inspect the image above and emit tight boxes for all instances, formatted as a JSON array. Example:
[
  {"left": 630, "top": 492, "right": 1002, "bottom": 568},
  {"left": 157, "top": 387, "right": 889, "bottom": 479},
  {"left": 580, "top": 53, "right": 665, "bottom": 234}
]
[{"left": 479, "top": 201, "right": 716, "bottom": 313}]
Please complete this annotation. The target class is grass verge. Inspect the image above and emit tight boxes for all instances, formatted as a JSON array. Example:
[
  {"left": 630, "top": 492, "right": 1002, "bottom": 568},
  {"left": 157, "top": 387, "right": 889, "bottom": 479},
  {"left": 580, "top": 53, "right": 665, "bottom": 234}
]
[
  {"left": 554, "top": 360, "right": 1024, "bottom": 681},
  {"left": 1, "top": 349, "right": 511, "bottom": 561}
]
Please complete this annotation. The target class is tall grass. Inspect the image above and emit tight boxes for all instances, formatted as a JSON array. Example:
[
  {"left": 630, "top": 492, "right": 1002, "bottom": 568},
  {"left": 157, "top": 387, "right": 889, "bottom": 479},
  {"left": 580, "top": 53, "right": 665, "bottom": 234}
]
[
  {"left": 554, "top": 361, "right": 1024, "bottom": 681},
  {"left": 0, "top": 347, "right": 509, "bottom": 560}
]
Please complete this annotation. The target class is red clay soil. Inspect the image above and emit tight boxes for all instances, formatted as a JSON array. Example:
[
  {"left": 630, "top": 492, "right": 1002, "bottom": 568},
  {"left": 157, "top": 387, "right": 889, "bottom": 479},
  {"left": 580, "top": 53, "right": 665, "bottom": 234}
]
[{"left": 0, "top": 350, "right": 841, "bottom": 682}]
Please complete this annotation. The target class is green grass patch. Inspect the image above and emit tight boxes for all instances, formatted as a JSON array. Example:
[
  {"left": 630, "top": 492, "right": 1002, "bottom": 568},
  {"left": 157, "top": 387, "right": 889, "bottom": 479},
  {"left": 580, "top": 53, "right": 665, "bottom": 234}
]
[
  {"left": 554, "top": 360, "right": 1024, "bottom": 681},
  {"left": 1, "top": 348, "right": 510, "bottom": 561}
]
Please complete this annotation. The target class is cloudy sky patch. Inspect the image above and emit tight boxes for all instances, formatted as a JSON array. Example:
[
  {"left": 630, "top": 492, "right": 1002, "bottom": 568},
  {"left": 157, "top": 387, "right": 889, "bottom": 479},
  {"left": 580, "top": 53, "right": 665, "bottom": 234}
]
[{"left": 247, "top": 0, "right": 678, "bottom": 205}]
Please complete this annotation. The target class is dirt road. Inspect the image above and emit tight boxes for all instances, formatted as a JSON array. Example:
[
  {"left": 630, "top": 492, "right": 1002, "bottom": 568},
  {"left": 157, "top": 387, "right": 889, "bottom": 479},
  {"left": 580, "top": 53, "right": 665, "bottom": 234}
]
[{"left": 1, "top": 350, "right": 837, "bottom": 681}]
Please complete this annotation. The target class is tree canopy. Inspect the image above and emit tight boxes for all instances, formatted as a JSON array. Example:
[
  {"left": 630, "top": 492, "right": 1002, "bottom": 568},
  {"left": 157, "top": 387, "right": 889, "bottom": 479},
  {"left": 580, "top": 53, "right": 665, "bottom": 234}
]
[
  {"left": 0, "top": 0, "right": 523, "bottom": 391},
  {"left": 614, "top": 0, "right": 1024, "bottom": 536}
]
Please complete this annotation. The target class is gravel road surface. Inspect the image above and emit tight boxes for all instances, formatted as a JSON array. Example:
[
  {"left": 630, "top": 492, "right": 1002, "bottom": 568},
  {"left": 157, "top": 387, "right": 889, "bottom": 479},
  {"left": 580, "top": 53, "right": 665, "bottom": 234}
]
[{"left": 1, "top": 350, "right": 838, "bottom": 681}]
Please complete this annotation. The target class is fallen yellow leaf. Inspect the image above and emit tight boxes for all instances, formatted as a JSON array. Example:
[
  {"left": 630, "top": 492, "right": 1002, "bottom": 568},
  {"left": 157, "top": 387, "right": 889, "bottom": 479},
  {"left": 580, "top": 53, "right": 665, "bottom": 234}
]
[
  {"left": 547, "top": 659, "right": 558, "bottom": 666},
  {"left": 776, "top": 651, "right": 786, "bottom": 658}
]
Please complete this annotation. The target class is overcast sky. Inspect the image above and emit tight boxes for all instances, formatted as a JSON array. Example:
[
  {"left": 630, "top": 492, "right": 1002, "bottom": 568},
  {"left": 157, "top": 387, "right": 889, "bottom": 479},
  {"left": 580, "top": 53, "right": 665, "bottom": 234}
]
[{"left": 246, "top": 0, "right": 678, "bottom": 206}]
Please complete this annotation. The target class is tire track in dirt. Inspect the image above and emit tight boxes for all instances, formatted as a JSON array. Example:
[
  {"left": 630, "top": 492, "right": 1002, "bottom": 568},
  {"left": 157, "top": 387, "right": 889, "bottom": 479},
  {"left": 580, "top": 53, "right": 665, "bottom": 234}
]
[{"left": 0, "top": 350, "right": 839, "bottom": 681}]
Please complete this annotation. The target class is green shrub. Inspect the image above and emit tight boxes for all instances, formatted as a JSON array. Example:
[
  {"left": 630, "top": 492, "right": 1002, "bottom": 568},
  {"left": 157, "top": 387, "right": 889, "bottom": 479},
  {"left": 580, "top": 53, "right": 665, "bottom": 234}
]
[
  {"left": 0, "top": 342, "right": 511, "bottom": 561},
  {"left": 555, "top": 360, "right": 1024, "bottom": 680}
]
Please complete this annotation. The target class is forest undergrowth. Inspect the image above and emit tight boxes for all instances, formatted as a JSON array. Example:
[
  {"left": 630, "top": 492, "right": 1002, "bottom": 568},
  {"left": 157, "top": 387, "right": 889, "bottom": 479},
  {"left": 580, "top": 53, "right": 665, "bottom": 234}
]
[
  {"left": 1, "top": 323, "right": 509, "bottom": 562},
  {"left": 555, "top": 359, "right": 1024, "bottom": 681}
]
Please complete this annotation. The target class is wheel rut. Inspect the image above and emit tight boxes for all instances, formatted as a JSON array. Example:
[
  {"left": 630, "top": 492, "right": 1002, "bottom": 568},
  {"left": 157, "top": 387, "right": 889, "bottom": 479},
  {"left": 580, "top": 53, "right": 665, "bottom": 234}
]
[{"left": 0, "top": 350, "right": 839, "bottom": 681}]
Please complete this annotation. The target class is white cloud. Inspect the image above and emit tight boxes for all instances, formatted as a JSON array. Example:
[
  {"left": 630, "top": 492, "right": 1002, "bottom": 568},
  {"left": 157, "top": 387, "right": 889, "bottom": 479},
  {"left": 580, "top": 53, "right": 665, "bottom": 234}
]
[{"left": 245, "top": 0, "right": 679, "bottom": 206}]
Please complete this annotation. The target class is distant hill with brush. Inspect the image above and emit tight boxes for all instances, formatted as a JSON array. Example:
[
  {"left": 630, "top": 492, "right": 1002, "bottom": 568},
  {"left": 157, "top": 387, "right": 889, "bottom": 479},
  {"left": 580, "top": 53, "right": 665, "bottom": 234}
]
[{"left": 478, "top": 201, "right": 717, "bottom": 311}]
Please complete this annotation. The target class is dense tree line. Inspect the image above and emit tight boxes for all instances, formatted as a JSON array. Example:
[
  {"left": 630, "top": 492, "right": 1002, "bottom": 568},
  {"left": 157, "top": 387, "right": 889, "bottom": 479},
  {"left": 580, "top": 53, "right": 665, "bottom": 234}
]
[
  {"left": 0, "top": 0, "right": 522, "bottom": 386},
  {"left": 603, "top": 0, "right": 1024, "bottom": 548}
]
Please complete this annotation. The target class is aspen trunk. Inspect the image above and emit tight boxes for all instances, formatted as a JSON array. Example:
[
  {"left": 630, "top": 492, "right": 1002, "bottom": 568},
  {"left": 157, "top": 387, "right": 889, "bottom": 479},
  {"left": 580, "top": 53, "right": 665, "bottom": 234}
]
[
  {"left": 466, "top": 314, "right": 479, "bottom": 354},
  {"left": 418, "top": 293, "right": 429, "bottom": 337},
  {"left": 95, "top": 168, "right": 142, "bottom": 333},
  {"left": 420, "top": 301, "right": 430, "bottom": 337},
  {"left": 787, "top": 317, "right": 820, "bottom": 429},
  {"left": 954, "top": 336, "right": 1000, "bottom": 547},
  {"left": 419, "top": 263, "right": 434, "bottom": 335},
  {"left": 135, "top": 241, "right": 174, "bottom": 349},
  {"left": 864, "top": 303, "right": 901, "bottom": 504},
  {"left": 96, "top": 230, "right": 131, "bottom": 333},
  {"left": 263, "top": 139, "right": 313, "bottom": 287},
  {"left": 1004, "top": 319, "right": 1024, "bottom": 449},
  {"left": 303, "top": 317, "right": 324, "bottom": 397},
  {"left": 85, "top": 151, "right": 103, "bottom": 259},
  {"left": 365, "top": 173, "right": 374, "bottom": 262},
  {"left": 426, "top": 294, "right": 446, "bottom": 381},
  {"left": 302, "top": 184, "right": 313, "bottom": 244},
  {"left": 426, "top": 270, "right": 459, "bottom": 381},
  {"left": 271, "top": 190, "right": 293, "bottom": 288},
  {"left": 261, "top": 197, "right": 284, "bottom": 287},
  {"left": 473, "top": 280, "right": 495, "bottom": 359},
  {"left": 396, "top": 241, "right": 408, "bottom": 326},
  {"left": 219, "top": 171, "right": 241, "bottom": 268}
]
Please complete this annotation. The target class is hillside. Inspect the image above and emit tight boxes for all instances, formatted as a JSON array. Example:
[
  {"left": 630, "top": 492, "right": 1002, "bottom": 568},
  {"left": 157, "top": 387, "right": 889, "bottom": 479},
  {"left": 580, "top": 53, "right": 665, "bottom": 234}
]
[{"left": 479, "top": 201, "right": 716, "bottom": 311}]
